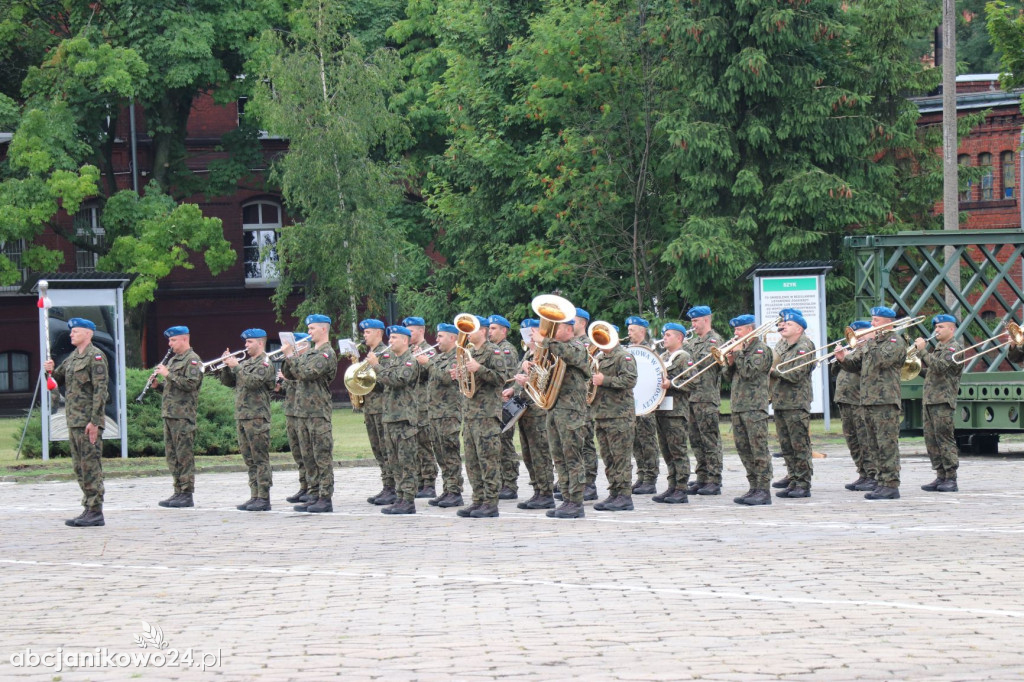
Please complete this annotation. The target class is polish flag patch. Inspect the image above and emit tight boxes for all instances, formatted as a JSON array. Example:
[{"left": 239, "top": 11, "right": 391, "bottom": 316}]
[
  {"left": 190, "top": 360, "right": 198, "bottom": 365},
  {"left": 756, "top": 349, "right": 764, "bottom": 353},
  {"left": 625, "top": 356, "right": 633, "bottom": 361},
  {"left": 503, "top": 349, "right": 510, "bottom": 354},
  {"left": 494, "top": 349, "right": 501, "bottom": 354},
  {"left": 322, "top": 352, "right": 329, "bottom": 358},
  {"left": 798, "top": 350, "right": 806, "bottom": 355},
  {"left": 405, "top": 361, "right": 413, "bottom": 367}
]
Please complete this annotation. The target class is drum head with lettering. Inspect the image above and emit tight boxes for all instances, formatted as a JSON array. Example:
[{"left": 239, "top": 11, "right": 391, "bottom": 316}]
[{"left": 628, "top": 345, "right": 667, "bottom": 415}]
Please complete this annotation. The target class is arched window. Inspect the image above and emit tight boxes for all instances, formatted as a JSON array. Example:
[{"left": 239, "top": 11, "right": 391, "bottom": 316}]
[
  {"left": 242, "top": 200, "right": 281, "bottom": 285},
  {"left": 958, "top": 155, "right": 972, "bottom": 202},
  {"left": 0, "top": 351, "right": 30, "bottom": 392},
  {"left": 979, "top": 152, "right": 993, "bottom": 201},
  {"left": 1002, "top": 151, "right": 1016, "bottom": 199}
]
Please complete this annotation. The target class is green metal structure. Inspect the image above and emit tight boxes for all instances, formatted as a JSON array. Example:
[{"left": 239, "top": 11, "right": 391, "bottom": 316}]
[{"left": 845, "top": 229, "right": 1024, "bottom": 453}]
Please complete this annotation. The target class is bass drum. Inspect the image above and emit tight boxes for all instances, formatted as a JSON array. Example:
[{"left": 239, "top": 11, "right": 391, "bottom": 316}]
[{"left": 628, "top": 345, "right": 667, "bottom": 416}]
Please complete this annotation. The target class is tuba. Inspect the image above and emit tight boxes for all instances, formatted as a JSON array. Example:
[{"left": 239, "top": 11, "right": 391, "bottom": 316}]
[
  {"left": 523, "top": 294, "right": 577, "bottom": 409},
  {"left": 453, "top": 313, "right": 479, "bottom": 398},
  {"left": 586, "top": 320, "right": 618, "bottom": 405}
]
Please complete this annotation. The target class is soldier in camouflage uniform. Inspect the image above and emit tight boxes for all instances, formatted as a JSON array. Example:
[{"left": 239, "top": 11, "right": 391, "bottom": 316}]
[
  {"left": 286, "top": 315, "right": 338, "bottom": 513},
  {"left": 653, "top": 323, "right": 691, "bottom": 505},
  {"left": 455, "top": 316, "right": 512, "bottom": 518},
  {"left": 722, "top": 315, "right": 773, "bottom": 505},
  {"left": 277, "top": 332, "right": 311, "bottom": 503},
  {"left": 46, "top": 318, "right": 109, "bottom": 527},
  {"left": 591, "top": 324, "right": 638, "bottom": 512},
  {"left": 1007, "top": 337, "right": 1024, "bottom": 364},
  {"left": 832, "top": 321, "right": 877, "bottom": 492},
  {"left": 504, "top": 319, "right": 556, "bottom": 510},
  {"left": 489, "top": 315, "right": 522, "bottom": 500},
  {"left": 769, "top": 311, "right": 816, "bottom": 498},
  {"left": 683, "top": 306, "right": 725, "bottom": 496},
  {"left": 420, "top": 323, "right": 465, "bottom": 508},
  {"left": 405, "top": 317, "right": 439, "bottom": 498},
  {"left": 221, "top": 328, "right": 277, "bottom": 511},
  {"left": 368, "top": 325, "right": 422, "bottom": 514},
  {"left": 535, "top": 318, "right": 591, "bottom": 519},
  {"left": 626, "top": 316, "right": 660, "bottom": 494},
  {"left": 359, "top": 319, "right": 396, "bottom": 506},
  {"left": 152, "top": 325, "right": 203, "bottom": 508},
  {"left": 916, "top": 314, "right": 964, "bottom": 493},
  {"left": 836, "top": 306, "right": 907, "bottom": 500},
  {"left": 573, "top": 308, "right": 599, "bottom": 501}
]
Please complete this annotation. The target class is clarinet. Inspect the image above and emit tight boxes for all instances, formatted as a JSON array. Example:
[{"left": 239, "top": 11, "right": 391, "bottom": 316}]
[{"left": 136, "top": 349, "right": 174, "bottom": 403}]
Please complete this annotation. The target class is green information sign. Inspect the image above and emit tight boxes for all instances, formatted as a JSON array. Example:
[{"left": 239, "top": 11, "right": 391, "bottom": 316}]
[{"left": 761, "top": 277, "right": 817, "bottom": 292}]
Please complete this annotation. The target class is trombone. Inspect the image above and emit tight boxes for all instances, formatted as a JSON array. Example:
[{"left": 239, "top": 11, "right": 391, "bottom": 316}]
[
  {"left": 775, "top": 315, "right": 926, "bottom": 375},
  {"left": 951, "top": 321, "right": 1024, "bottom": 365},
  {"left": 201, "top": 349, "right": 247, "bottom": 374},
  {"left": 670, "top": 317, "right": 780, "bottom": 389}
]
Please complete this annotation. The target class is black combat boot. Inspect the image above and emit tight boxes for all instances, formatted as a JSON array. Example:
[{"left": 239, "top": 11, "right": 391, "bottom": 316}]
[
  {"left": 845, "top": 476, "right": 866, "bottom": 491},
  {"left": 776, "top": 485, "right": 795, "bottom": 498},
  {"left": 75, "top": 509, "right": 105, "bottom": 527},
  {"left": 470, "top": 503, "right": 499, "bottom": 518},
  {"left": 936, "top": 479, "right": 959, "bottom": 492},
  {"left": 517, "top": 493, "right": 538, "bottom": 509},
  {"left": 697, "top": 482, "right": 721, "bottom": 496},
  {"left": 438, "top": 493, "right": 465, "bottom": 508},
  {"left": 300, "top": 492, "right": 318, "bottom": 502},
  {"left": 159, "top": 493, "right": 181, "bottom": 508},
  {"left": 733, "top": 489, "right": 755, "bottom": 504},
  {"left": 593, "top": 495, "right": 615, "bottom": 511},
  {"left": 603, "top": 495, "right": 634, "bottom": 511},
  {"left": 367, "top": 487, "right": 388, "bottom": 504},
  {"left": 583, "top": 484, "right": 598, "bottom": 501},
  {"left": 372, "top": 488, "right": 398, "bottom": 506},
  {"left": 664, "top": 489, "right": 689, "bottom": 504},
  {"left": 786, "top": 487, "right": 811, "bottom": 498},
  {"left": 457, "top": 502, "right": 482, "bottom": 517},
  {"left": 286, "top": 489, "right": 308, "bottom": 503},
  {"left": 246, "top": 498, "right": 271, "bottom": 511},
  {"left": 428, "top": 492, "right": 447, "bottom": 506},
  {"left": 64, "top": 509, "right": 88, "bottom": 526},
  {"left": 169, "top": 493, "right": 194, "bottom": 508},
  {"left": 854, "top": 478, "right": 878, "bottom": 491},
  {"left": 307, "top": 497, "right": 333, "bottom": 513},
  {"left": 920, "top": 477, "right": 943, "bottom": 492},
  {"left": 236, "top": 497, "right": 257, "bottom": 511},
  {"left": 498, "top": 487, "right": 518, "bottom": 500},
  {"left": 771, "top": 476, "right": 790, "bottom": 489},
  {"left": 633, "top": 482, "right": 657, "bottom": 495},
  {"left": 865, "top": 486, "right": 900, "bottom": 500},
  {"left": 545, "top": 501, "right": 570, "bottom": 517},
  {"left": 382, "top": 499, "right": 416, "bottom": 515},
  {"left": 548, "top": 501, "right": 585, "bottom": 519},
  {"left": 526, "top": 494, "right": 555, "bottom": 510},
  {"left": 685, "top": 480, "right": 702, "bottom": 495},
  {"left": 652, "top": 487, "right": 675, "bottom": 503},
  {"left": 416, "top": 485, "right": 436, "bottom": 499},
  {"left": 741, "top": 490, "right": 771, "bottom": 506}
]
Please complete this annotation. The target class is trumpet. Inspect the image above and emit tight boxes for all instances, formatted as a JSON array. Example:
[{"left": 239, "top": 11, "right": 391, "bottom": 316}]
[
  {"left": 343, "top": 344, "right": 393, "bottom": 397},
  {"left": 135, "top": 349, "right": 174, "bottom": 403},
  {"left": 266, "top": 339, "right": 311, "bottom": 361},
  {"left": 586, "top": 321, "right": 618, "bottom": 405},
  {"left": 952, "top": 321, "right": 1024, "bottom": 365},
  {"left": 413, "top": 342, "right": 441, "bottom": 359},
  {"left": 671, "top": 317, "right": 780, "bottom": 389},
  {"left": 453, "top": 313, "right": 480, "bottom": 398},
  {"left": 201, "top": 349, "right": 247, "bottom": 374}
]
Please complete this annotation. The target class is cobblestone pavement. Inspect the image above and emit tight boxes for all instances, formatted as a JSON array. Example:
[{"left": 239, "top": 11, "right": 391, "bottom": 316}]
[{"left": 2, "top": 445, "right": 1024, "bottom": 681}]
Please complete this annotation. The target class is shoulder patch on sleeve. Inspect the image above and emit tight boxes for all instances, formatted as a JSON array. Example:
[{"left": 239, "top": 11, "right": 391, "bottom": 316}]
[
  {"left": 756, "top": 349, "right": 764, "bottom": 353},
  {"left": 890, "top": 338, "right": 897, "bottom": 343},
  {"left": 710, "top": 339, "right": 717, "bottom": 344},
  {"left": 382, "top": 354, "right": 391, "bottom": 359},
  {"left": 405, "top": 361, "right": 413, "bottom": 367},
  {"left": 263, "top": 361, "right": 270, "bottom": 367},
  {"left": 323, "top": 352, "right": 330, "bottom": 358},
  {"left": 190, "top": 359, "right": 198, "bottom": 365},
  {"left": 94, "top": 354, "right": 103, "bottom": 361},
  {"left": 493, "top": 349, "right": 501, "bottom": 354},
  {"left": 503, "top": 349, "right": 510, "bottom": 354},
  {"left": 625, "top": 356, "right": 633, "bottom": 361}
]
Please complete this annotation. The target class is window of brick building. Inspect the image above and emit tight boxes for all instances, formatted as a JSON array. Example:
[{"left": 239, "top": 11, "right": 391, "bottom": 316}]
[
  {"left": 242, "top": 200, "right": 281, "bottom": 285},
  {"left": 1002, "top": 151, "right": 1016, "bottom": 199},
  {"left": 0, "top": 351, "right": 30, "bottom": 392},
  {"left": 958, "top": 155, "right": 972, "bottom": 201},
  {"left": 979, "top": 153, "right": 993, "bottom": 201},
  {"left": 73, "top": 204, "right": 106, "bottom": 272},
  {"left": 0, "top": 239, "right": 27, "bottom": 294}
]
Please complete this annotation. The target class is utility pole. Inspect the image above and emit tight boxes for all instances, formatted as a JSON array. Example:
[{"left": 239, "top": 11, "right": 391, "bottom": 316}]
[{"left": 942, "top": 0, "right": 960, "bottom": 313}]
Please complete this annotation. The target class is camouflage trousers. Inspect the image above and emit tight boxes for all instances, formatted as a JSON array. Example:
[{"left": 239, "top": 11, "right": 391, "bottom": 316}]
[
  {"left": 774, "top": 408, "right": 812, "bottom": 489},
  {"left": 596, "top": 417, "right": 635, "bottom": 497},
  {"left": 364, "top": 412, "right": 393, "bottom": 489},
  {"left": 924, "top": 403, "right": 958, "bottom": 479},
  {"left": 500, "top": 425, "right": 520, "bottom": 492},
  {"left": 237, "top": 417, "right": 272, "bottom": 498},
  {"left": 285, "top": 416, "right": 310, "bottom": 491},
  {"left": 633, "top": 413, "right": 660, "bottom": 484},
  {"left": 862, "top": 404, "right": 902, "bottom": 487},
  {"left": 463, "top": 416, "right": 502, "bottom": 504},
  {"left": 583, "top": 416, "right": 598, "bottom": 486},
  {"left": 430, "top": 416, "right": 464, "bottom": 494},
  {"left": 688, "top": 402, "right": 723, "bottom": 485},
  {"left": 163, "top": 418, "right": 196, "bottom": 494},
  {"left": 416, "top": 414, "right": 438, "bottom": 488},
  {"left": 384, "top": 420, "right": 419, "bottom": 502},
  {"left": 298, "top": 415, "right": 334, "bottom": 499},
  {"left": 547, "top": 409, "right": 587, "bottom": 504},
  {"left": 731, "top": 410, "right": 772, "bottom": 490},
  {"left": 519, "top": 412, "right": 554, "bottom": 496},
  {"left": 655, "top": 413, "right": 690, "bottom": 490},
  {"left": 69, "top": 427, "right": 104, "bottom": 510},
  {"left": 839, "top": 403, "right": 875, "bottom": 479}
]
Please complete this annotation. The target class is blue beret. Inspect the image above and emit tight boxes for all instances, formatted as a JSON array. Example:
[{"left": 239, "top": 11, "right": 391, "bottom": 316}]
[
  {"left": 305, "top": 314, "right": 331, "bottom": 325},
  {"left": 932, "top": 314, "right": 957, "bottom": 326},
  {"left": 437, "top": 323, "right": 458, "bottom": 334},
  {"left": 163, "top": 325, "right": 189, "bottom": 338},
  {"left": 241, "top": 328, "right": 267, "bottom": 339},
  {"left": 474, "top": 315, "right": 490, "bottom": 327},
  {"left": 575, "top": 308, "right": 590, "bottom": 321},
  {"left": 626, "top": 316, "right": 649, "bottom": 328},
  {"left": 403, "top": 316, "right": 425, "bottom": 327},
  {"left": 870, "top": 306, "right": 896, "bottom": 319},
  {"left": 295, "top": 332, "right": 311, "bottom": 341},
  {"left": 68, "top": 317, "right": 96, "bottom": 331},
  {"left": 782, "top": 312, "right": 807, "bottom": 329},
  {"left": 387, "top": 325, "right": 412, "bottom": 337},
  {"left": 359, "top": 319, "right": 385, "bottom": 331},
  {"left": 663, "top": 322, "right": 688, "bottom": 335},
  {"left": 779, "top": 308, "right": 803, "bottom": 317},
  {"left": 849, "top": 320, "right": 871, "bottom": 331},
  {"left": 611, "top": 324, "right": 620, "bottom": 333},
  {"left": 521, "top": 319, "right": 540, "bottom": 329},
  {"left": 687, "top": 306, "right": 712, "bottom": 319},
  {"left": 488, "top": 315, "right": 511, "bottom": 329},
  {"left": 730, "top": 314, "right": 756, "bottom": 328}
]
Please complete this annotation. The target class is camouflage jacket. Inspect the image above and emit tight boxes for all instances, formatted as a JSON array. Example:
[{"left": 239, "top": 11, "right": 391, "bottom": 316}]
[
  {"left": 831, "top": 345, "right": 862, "bottom": 406},
  {"left": 462, "top": 340, "right": 512, "bottom": 420},
  {"left": 282, "top": 342, "right": 338, "bottom": 420},
  {"left": 770, "top": 334, "right": 816, "bottom": 410},
  {"left": 837, "top": 330, "right": 906, "bottom": 406},
  {"left": 52, "top": 343, "right": 109, "bottom": 429},
  {"left": 920, "top": 339, "right": 964, "bottom": 407},
  {"left": 514, "top": 350, "right": 547, "bottom": 422},
  {"left": 280, "top": 378, "right": 300, "bottom": 417},
  {"left": 425, "top": 347, "right": 462, "bottom": 421},
  {"left": 1009, "top": 344, "right": 1024, "bottom": 364},
  {"left": 159, "top": 348, "right": 203, "bottom": 422},
  {"left": 723, "top": 336, "right": 771, "bottom": 414},
  {"left": 591, "top": 344, "right": 638, "bottom": 420},
  {"left": 541, "top": 335, "right": 591, "bottom": 414},
  {"left": 360, "top": 343, "right": 390, "bottom": 416},
  {"left": 682, "top": 329, "right": 723, "bottom": 405},
  {"left": 220, "top": 352, "right": 275, "bottom": 420},
  {"left": 660, "top": 348, "right": 692, "bottom": 417},
  {"left": 412, "top": 339, "right": 433, "bottom": 418},
  {"left": 377, "top": 348, "right": 421, "bottom": 424}
]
